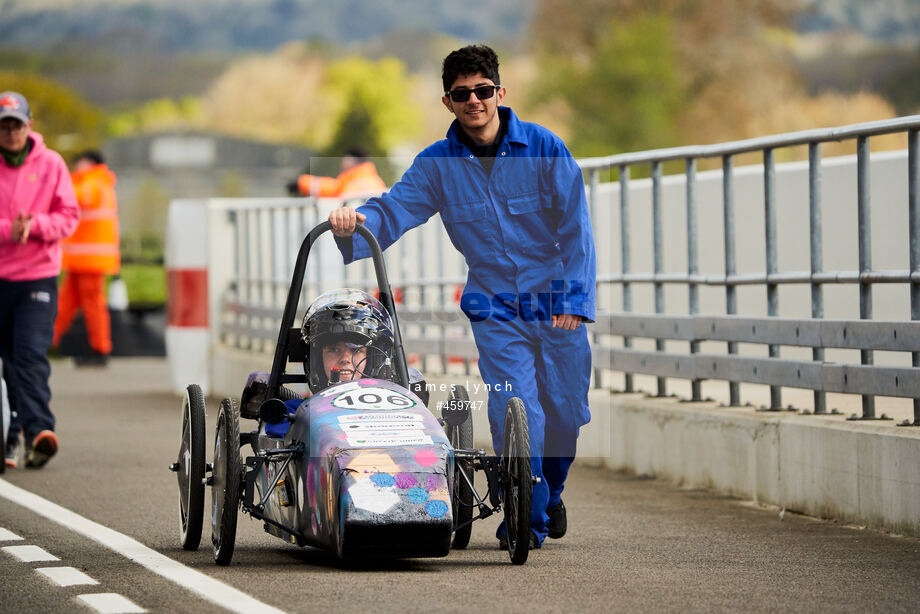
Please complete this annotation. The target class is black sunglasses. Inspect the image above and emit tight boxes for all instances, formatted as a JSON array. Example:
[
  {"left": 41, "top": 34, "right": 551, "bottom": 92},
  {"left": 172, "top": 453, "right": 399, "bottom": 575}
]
[{"left": 446, "top": 84, "right": 500, "bottom": 103}]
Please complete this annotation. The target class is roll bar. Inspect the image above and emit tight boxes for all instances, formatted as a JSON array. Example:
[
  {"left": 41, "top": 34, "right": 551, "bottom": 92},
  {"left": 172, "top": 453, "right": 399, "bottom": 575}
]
[{"left": 266, "top": 221, "right": 410, "bottom": 399}]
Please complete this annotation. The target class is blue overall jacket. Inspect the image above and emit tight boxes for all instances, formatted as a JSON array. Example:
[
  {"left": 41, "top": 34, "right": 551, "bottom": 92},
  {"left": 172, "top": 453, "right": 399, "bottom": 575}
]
[{"left": 340, "top": 106, "right": 596, "bottom": 323}]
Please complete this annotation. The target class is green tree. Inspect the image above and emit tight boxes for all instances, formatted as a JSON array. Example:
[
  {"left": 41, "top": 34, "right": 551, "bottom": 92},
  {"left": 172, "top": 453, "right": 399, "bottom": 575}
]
[
  {"left": 529, "top": 0, "right": 800, "bottom": 155},
  {"left": 320, "top": 96, "right": 398, "bottom": 183},
  {"left": 543, "top": 13, "right": 684, "bottom": 157},
  {"left": 0, "top": 71, "right": 104, "bottom": 159},
  {"left": 107, "top": 96, "right": 203, "bottom": 137},
  {"left": 324, "top": 98, "right": 381, "bottom": 158},
  {"left": 323, "top": 56, "right": 422, "bottom": 153}
]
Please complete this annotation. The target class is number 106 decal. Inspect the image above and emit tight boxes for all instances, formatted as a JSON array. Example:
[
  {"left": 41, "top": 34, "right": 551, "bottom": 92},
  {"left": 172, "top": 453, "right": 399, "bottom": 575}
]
[{"left": 331, "top": 387, "right": 417, "bottom": 411}]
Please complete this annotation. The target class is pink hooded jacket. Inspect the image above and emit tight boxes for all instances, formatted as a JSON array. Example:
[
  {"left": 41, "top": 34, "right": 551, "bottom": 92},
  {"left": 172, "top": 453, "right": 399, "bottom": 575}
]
[{"left": 0, "top": 132, "right": 79, "bottom": 281}]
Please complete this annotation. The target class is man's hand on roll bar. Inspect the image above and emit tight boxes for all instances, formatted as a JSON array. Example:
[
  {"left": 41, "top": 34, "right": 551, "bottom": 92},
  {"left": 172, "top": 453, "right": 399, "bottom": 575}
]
[{"left": 329, "top": 206, "right": 366, "bottom": 237}]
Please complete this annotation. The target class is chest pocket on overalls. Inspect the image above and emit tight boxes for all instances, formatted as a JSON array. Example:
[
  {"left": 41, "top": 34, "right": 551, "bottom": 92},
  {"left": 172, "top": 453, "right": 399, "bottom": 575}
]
[
  {"left": 504, "top": 192, "right": 556, "bottom": 251},
  {"left": 442, "top": 200, "right": 486, "bottom": 223},
  {"left": 441, "top": 200, "right": 488, "bottom": 261},
  {"left": 506, "top": 193, "right": 543, "bottom": 215}
]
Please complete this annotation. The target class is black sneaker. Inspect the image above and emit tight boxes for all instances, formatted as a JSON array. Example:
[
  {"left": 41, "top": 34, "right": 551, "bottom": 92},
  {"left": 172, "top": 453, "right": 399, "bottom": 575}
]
[
  {"left": 75, "top": 352, "right": 109, "bottom": 367},
  {"left": 25, "top": 430, "right": 59, "bottom": 469},
  {"left": 547, "top": 500, "right": 567, "bottom": 538},
  {"left": 498, "top": 532, "right": 540, "bottom": 550},
  {"left": 5, "top": 431, "right": 23, "bottom": 470}
]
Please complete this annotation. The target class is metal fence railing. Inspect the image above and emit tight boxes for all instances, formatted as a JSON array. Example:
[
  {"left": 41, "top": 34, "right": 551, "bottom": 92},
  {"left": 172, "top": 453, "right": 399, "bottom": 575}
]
[
  {"left": 214, "top": 115, "right": 920, "bottom": 426},
  {"left": 579, "top": 116, "right": 920, "bottom": 425}
]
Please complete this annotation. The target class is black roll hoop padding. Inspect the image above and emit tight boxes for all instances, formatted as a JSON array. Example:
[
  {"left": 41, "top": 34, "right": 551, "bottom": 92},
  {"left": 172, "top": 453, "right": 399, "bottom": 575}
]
[
  {"left": 441, "top": 397, "right": 471, "bottom": 427},
  {"left": 259, "top": 398, "right": 290, "bottom": 425},
  {"left": 265, "top": 221, "right": 410, "bottom": 402}
]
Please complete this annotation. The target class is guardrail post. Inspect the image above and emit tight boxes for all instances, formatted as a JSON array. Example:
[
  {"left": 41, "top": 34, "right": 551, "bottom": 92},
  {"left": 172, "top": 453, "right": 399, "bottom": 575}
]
[
  {"left": 229, "top": 208, "right": 240, "bottom": 347},
  {"left": 437, "top": 225, "right": 447, "bottom": 376},
  {"left": 854, "top": 135, "right": 878, "bottom": 420},
  {"left": 652, "top": 161, "right": 666, "bottom": 397},
  {"left": 686, "top": 157, "right": 702, "bottom": 402},
  {"left": 620, "top": 164, "right": 634, "bottom": 393},
  {"left": 763, "top": 149, "right": 783, "bottom": 411},
  {"left": 589, "top": 168, "right": 602, "bottom": 389},
  {"left": 417, "top": 226, "right": 426, "bottom": 374},
  {"left": 256, "top": 208, "right": 265, "bottom": 351},
  {"left": 269, "top": 208, "right": 278, "bottom": 312},
  {"left": 809, "top": 143, "right": 828, "bottom": 414},
  {"left": 908, "top": 129, "right": 920, "bottom": 426},
  {"left": 314, "top": 207, "right": 324, "bottom": 305},
  {"left": 723, "top": 155, "right": 740, "bottom": 406},
  {"left": 243, "top": 209, "right": 253, "bottom": 350},
  {"left": 302, "top": 208, "right": 308, "bottom": 302}
]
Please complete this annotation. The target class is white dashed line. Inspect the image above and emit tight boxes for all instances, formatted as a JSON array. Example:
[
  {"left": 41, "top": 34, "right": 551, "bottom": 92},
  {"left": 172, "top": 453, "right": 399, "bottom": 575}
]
[
  {"left": 0, "top": 478, "right": 285, "bottom": 614},
  {"left": 0, "top": 527, "right": 23, "bottom": 541},
  {"left": 2, "top": 544, "right": 60, "bottom": 562},
  {"left": 36, "top": 566, "right": 100, "bottom": 587},
  {"left": 76, "top": 593, "right": 146, "bottom": 614}
]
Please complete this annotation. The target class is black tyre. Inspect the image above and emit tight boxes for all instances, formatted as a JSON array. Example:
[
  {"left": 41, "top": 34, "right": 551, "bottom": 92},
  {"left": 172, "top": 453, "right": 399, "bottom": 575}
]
[
  {"left": 212, "top": 398, "right": 242, "bottom": 566},
  {"left": 445, "top": 386, "right": 474, "bottom": 549},
  {"left": 177, "top": 384, "right": 206, "bottom": 550},
  {"left": 501, "top": 397, "right": 532, "bottom": 565}
]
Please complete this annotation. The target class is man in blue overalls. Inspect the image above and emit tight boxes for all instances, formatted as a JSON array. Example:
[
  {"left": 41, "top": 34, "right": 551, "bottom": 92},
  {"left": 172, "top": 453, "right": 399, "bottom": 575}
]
[{"left": 329, "top": 45, "right": 596, "bottom": 549}]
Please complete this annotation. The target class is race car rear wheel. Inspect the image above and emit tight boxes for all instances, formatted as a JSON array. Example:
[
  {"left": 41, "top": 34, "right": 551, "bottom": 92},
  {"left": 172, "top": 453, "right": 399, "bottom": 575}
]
[
  {"left": 501, "top": 397, "right": 532, "bottom": 565},
  {"left": 446, "top": 385, "right": 474, "bottom": 549},
  {"left": 212, "top": 397, "right": 242, "bottom": 566},
  {"left": 177, "top": 384, "right": 206, "bottom": 550}
]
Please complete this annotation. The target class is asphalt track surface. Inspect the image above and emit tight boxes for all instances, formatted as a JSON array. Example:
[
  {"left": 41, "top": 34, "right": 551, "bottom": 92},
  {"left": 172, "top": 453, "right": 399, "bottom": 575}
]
[{"left": 1, "top": 359, "right": 919, "bottom": 613}]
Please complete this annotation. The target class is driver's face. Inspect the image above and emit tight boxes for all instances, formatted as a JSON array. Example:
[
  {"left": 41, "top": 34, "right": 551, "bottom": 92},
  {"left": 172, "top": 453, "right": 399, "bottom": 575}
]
[{"left": 322, "top": 341, "right": 367, "bottom": 381}]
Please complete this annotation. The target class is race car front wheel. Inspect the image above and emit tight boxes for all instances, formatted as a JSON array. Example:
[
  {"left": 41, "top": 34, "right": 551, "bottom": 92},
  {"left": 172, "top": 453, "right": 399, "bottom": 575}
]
[
  {"left": 177, "top": 384, "right": 206, "bottom": 550},
  {"left": 211, "top": 397, "right": 242, "bottom": 566},
  {"left": 446, "top": 385, "right": 474, "bottom": 549},
  {"left": 501, "top": 397, "right": 532, "bottom": 565}
]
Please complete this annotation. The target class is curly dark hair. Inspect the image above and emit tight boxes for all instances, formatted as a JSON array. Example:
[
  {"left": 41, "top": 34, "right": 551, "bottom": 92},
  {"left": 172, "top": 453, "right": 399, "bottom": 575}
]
[{"left": 441, "top": 45, "right": 500, "bottom": 93}]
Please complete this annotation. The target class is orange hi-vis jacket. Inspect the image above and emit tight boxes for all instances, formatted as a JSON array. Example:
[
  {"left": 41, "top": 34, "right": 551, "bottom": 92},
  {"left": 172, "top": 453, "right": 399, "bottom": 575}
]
[
  {"left": 297, "top": 161, "right": 386, "bottom": 198},
  {"left": 62, "top": 163, "right": 120, "bottom": 274}
]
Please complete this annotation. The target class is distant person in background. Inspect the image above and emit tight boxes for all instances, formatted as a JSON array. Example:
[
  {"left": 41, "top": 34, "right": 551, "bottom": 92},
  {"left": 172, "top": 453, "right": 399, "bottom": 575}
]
[
  {"left": 53, "top": 150, "right": 120, "bottom": 366},
  {"left": 0, "top": 91, "right": 79, "bottom": 469},
  {"left": 287, "top": 146, "right": 386, "bottom": 198}
]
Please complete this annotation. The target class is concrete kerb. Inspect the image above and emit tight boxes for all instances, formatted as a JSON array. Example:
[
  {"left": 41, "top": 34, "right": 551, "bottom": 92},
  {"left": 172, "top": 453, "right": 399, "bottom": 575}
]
[
  {"left": 608, "top": 394, "right": 920, "bottom": 537},
  {"left": 210, "top": 344, "right": 920, "bottom": 538}
]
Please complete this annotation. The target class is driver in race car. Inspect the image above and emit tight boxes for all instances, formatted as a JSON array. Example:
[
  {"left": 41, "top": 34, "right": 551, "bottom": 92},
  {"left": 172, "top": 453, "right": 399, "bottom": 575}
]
[
  {"left": 266, "top": 289, "right": 394, "bottom": 437},
  {"left": 303, "top": 288, "right": 394, "bottom": 393},
  {"left": 319, "top": 340, "right": 367, "bottom": 385}
]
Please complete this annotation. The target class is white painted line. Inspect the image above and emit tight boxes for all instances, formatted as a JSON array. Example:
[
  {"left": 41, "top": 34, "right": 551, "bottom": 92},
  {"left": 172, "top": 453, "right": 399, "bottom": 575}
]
[
  {"left": 0, "top": 479, "right": 285, "bottom": 614},
  {"left": 37, "top": 566, "right": 100, "bottom": 587},
  {"left": 0, "top": 527, "right": 23, "bottom": 541},
  {"left": 2, "top": 544, "right": 60, "bottom": 562},
  {"left": 76, "top": 593, "right": 145, "bottom": 614}
]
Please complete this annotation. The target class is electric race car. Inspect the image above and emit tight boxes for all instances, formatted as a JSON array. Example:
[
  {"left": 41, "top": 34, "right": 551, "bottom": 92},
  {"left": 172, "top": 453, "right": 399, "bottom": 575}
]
[{"left": 170, "top": 221, "right": 535, "bottom": 564}]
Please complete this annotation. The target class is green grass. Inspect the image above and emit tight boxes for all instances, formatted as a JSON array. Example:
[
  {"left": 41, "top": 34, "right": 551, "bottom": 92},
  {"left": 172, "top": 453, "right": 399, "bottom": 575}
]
[{"left": 119, "top": 264, "right": 166, "bottom": 306}]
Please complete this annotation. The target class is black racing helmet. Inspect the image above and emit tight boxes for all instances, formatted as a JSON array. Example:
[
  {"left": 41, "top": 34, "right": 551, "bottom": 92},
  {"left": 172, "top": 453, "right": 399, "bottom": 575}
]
[{"left": 301, "top": 289, "right": 395, "bottom": 393}]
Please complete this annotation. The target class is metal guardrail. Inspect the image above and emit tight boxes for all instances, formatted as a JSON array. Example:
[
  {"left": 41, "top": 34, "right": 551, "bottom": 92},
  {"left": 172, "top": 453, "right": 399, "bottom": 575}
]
[
  {"left": 580, "top": 116, "right": 920, "bottom": 425},
  {"left": 216, "top": 116, "right": 920, "bottom": 426}
]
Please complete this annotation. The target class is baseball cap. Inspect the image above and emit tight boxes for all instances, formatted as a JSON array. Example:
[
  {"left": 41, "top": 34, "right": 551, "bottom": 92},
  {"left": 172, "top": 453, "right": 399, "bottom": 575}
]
[{"left": 0, "top": 92, "right": 31, "bottom": 123}]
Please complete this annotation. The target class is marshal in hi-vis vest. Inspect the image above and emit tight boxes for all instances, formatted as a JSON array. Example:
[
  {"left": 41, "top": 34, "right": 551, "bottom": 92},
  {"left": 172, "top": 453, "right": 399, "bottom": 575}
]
[{"left": 62, "top": 163, "right": 120, "bottom": 274}]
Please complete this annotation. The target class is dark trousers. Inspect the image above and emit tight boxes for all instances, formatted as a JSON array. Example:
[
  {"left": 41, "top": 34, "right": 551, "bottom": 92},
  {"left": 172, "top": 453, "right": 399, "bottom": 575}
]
[
  {"left": 470, "top": 315, "right": 592, "bottom": 543},
  {"left": 0, "top": 277, "right": 57, "bottom": 443}
]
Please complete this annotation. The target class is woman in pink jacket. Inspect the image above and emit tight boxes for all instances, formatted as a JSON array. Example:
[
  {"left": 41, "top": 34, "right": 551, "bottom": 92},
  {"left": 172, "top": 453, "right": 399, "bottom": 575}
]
[{"left": 0, "top": 91, "right": 79, "bottom": 469}]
